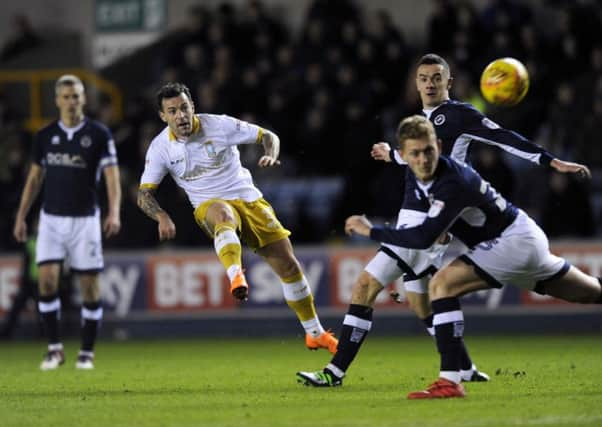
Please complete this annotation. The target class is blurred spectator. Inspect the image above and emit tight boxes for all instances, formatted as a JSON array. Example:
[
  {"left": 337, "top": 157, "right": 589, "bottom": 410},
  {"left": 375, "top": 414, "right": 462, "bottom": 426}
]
[
  {"left": 0, "top": 14, "right": 41, "bottom": 62},
  {"left": 537, "top": 82, "right": 581, "bottom": 160},
  {"left": 575, "top": 87, "right": 602, "bottom": 168},
  {"left": 2, "top": 0, "right": 602, "bottom": 247},
  {"left": 428, "top": 0, "right": 458, "bottom": 54},
  {"left": 0, "top": 224, "right": 38, "bottom": 339},
  {"left": 471, "top": 146, "right": 515, "bottom": 202},
  {"left": 540, "top": 172, "right": 595, "bottom": 237}
]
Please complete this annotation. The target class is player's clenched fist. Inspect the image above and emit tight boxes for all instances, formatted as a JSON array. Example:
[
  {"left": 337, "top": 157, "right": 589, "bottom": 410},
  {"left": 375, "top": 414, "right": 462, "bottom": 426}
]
[{"left": 345, "top": 215, "right": 372, "bottom": 237}]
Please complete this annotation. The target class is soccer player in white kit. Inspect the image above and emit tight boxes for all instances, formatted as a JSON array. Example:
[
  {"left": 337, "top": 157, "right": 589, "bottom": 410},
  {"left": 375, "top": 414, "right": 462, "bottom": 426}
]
[
  {"left": 137, "top": 83, "right": 337, "bottom": 353},
  {"left": 13, "top": 75, "right": 122, "bottom": 370}
]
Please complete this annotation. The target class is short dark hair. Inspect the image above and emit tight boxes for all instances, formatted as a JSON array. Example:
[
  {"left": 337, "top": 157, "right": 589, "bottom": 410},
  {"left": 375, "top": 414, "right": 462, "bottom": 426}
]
[
  {"left": 416, "top": 53, "right": 450, "bottom": 74},
  {"left": 396, "top": 115, "right": 436, "bottom": 147},
  {"left": 156, "top": 82, "right": 193, "bottom": 111}
]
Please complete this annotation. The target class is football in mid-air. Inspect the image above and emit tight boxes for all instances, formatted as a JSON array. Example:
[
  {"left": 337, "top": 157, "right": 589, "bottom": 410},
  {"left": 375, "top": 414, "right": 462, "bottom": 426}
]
[{"left": 480, "top": 57, "right": 529, "bottom": 106}]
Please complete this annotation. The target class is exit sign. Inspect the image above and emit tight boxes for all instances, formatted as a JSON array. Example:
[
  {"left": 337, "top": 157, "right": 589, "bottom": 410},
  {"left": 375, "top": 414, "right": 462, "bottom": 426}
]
[{"left": 95, "top": 0, "right": 166, "bottom": 32}]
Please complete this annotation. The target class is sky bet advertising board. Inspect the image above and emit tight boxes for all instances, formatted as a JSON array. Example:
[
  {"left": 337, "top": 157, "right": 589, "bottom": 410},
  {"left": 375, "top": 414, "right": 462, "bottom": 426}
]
[{"left": 1, "top": 244, "right": 602, "bottom": 317}]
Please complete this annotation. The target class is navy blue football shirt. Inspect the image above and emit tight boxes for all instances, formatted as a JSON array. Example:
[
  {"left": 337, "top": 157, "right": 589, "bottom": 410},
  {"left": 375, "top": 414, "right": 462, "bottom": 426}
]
[
  {"left": 392, "top": 100, "right": 555, "bottom": 166},
  {"left": 32, "top": 118, "right": 117, "bottom": 216},
  {"left": 370, "top": 156, "right": 518, "bottom": 249}
]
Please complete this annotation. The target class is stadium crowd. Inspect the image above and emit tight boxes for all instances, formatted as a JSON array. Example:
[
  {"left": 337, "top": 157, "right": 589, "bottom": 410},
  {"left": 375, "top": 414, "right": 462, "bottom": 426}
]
[{"left": 1, "top": 0, "right": 601, "bottom": 252}]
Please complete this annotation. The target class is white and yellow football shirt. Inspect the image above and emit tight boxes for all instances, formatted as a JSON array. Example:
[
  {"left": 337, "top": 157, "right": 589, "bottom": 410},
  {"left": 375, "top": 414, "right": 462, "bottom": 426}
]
[{"left": 140, "top": 114, "right": 265, "bottom": 208}]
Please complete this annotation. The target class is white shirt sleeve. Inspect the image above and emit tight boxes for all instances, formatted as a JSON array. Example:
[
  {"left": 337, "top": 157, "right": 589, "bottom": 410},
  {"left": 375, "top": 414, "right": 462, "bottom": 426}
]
[
  {"left": 140, "top": 142, "right": 168, "bottom": 187},
  {"left": 219, "top": 114, "right": 263, "bottom": 146}
]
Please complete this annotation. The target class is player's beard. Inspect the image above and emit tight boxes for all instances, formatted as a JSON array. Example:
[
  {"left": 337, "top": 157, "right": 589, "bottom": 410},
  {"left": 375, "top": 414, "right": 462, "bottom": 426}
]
[{"left": 176, "top": 121, "right": 192, "bottom": 137}]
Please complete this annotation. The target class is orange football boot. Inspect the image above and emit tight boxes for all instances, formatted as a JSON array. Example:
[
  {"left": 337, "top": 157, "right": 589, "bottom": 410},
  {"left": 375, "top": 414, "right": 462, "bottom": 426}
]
[
  {"left": 230, "top": 270, "right": 249, "bottom": 301},
  {"left": 305, "top": 330, "right": 338, "bottom": 354}
]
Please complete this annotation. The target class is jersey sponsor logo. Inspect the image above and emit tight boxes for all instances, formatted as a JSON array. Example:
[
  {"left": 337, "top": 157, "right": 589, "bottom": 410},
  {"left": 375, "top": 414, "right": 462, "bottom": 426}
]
[
  {"left": 80, "top": 135, "right": 92, "bottom": 148},
  {"left": 482, "top": 117, "right": 500, "bottom": 129},
  {"left": 427, "top": 199, "right": 445, "bottom": 218},
  {"left": 180, "top": 150, "right": 229, "bottom": 179},
  {"left": 170, "top": 158, "right": 184, "bottom": 165},
  {"left": 181, "top": 165, "right": 210, "bottom": 180},
  {"left": 48, "top": 153, "right": 86, "bottom": 167},
  {"left": 204, "top": 141, "right": 217, "bottom": 158},
  {"left": 46, "top": 152, "right": 87, "bottom": 168},
  {"left": 433, "top": 114, "right": 446, "bottom": 125},
  {"left": 51, "top": 135, "right": 61, "bottom": 145}
]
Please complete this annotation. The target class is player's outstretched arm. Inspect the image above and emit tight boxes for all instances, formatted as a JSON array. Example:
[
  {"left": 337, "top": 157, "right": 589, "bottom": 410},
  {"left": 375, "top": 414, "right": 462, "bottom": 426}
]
[
  {"left": 137, "top": 186, "right": 176, "bottom": 241},
  {"left": 550, "top": 158, "right": 591, "bottom": 179},
  {"left": 371, "top": 142, "right": 392, "bottom": 162},
  {"left": 257, "top": 130, "right": 281, "bottom": 168},
  {"left": 103, "top": 165, "right": 122, "bottom": 238},
  {"left": 13, "top": 164, "right": 44, "bottom": 242}
]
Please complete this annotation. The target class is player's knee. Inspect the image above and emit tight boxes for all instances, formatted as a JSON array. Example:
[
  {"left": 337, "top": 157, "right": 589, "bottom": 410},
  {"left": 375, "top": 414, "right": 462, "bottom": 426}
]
[
  {"left": 282, "top": 257, "right": 302, "bottom": 279},
  {"left": 207, "top": 202, "right": 237, "bottom": 226},
  {"left": 271, "top": 252, "right": 301, "bottom": 279},
  {"left": 38, "top": 280, "right": 58, "bottom": 296},
  {"left": 428, "top": 273, "right": 452, "bottom": 299},
  {"left": 351, "top": 271, "right": 383, "bottom": 306},
  {"left": 38, "top": 274, "right": 59, "bottom": 296},
  {"left": 79, "top": 275, "right": 100, "bottom": 302}
]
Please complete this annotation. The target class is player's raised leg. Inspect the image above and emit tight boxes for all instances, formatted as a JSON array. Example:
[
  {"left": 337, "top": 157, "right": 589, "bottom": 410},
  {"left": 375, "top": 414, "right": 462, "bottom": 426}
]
[
  {"left": 197, "top": 200, "right": 248, "bottom": 301},
  {"left": 538, "top": 266, "right": 602, "bottom": 304}
]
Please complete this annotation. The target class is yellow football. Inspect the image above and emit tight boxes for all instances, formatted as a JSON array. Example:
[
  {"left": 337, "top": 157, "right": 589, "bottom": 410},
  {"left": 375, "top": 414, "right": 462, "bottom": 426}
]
[{"left": 480, "top": 57, "right": 529, "bottom": 106}]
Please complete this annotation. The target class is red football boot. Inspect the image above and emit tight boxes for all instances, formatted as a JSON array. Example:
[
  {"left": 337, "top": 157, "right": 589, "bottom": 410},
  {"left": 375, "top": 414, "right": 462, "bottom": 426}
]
[{"left": 407, "top": 378, "right": 466, "bottom": 399}]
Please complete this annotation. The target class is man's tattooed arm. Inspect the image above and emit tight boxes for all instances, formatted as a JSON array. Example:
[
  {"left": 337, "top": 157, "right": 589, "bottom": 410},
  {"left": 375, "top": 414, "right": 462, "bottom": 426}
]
[
  {"left": 138, "top": 186, "right": 177, "bottom": 240},
  {"left": 137, "top": 187, "right": 166, "bottom": 221}
]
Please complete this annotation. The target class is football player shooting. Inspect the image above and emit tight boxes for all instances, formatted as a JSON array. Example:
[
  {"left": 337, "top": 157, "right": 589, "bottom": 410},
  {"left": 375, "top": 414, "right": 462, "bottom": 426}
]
[
  {"left": 13, "top": 74, "right": 121, "bottom": 370},
  {"left": 344, "top": 115, "right": 602, "bottom": 399},
  {"left": 137, "top": 82, "right": 337, "bottom": 353}
]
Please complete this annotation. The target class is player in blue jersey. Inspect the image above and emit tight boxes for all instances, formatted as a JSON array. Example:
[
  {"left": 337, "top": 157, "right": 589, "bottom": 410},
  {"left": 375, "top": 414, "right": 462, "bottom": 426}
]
[
  {"left": 13, "top": 75, "right": 121, "bottom": 370},
  {"left": 375, "top": 54, "right": 589, "bottom": 174},
  {"left": 296, "top": 54, "right": 591, "bottom": 388},
  {"left": 342, "top": 115, "right": 602, "bottom": 398}
]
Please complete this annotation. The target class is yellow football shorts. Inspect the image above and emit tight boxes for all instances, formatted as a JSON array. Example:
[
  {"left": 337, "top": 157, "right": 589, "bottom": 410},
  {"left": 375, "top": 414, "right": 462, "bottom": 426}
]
[{"left": 193, "top": 198, "right": 291, "bottom": 251}]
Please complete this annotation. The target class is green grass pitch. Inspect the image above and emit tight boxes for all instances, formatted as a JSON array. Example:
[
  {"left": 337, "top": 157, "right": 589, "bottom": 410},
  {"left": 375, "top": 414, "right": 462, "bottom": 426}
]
[{"left": 1, "top": 335, "right": 601, "bottom": 427}]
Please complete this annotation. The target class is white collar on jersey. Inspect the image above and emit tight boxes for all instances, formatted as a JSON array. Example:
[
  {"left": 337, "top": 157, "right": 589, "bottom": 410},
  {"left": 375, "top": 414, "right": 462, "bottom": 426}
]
[
  {"left": 416, "top": 179, "right": 434, "bottom": 192},
  {"left": 422, "top": 99, "right": 450, "bottom": 119},
  {"left": 58, "top": 118, "right": 87, "bottom": 141}
]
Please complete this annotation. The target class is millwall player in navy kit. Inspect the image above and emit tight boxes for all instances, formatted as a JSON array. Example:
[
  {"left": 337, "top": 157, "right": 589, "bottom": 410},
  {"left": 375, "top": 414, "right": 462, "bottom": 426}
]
[
  {"left": 343, "top": 115, "right": 602, "bottom": 398},
  {"left": 13, "top": 75, "right": 121, "bottom": 370},
  {"left": 297, "top": 54, "right": 590, "bottom": 388}
]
